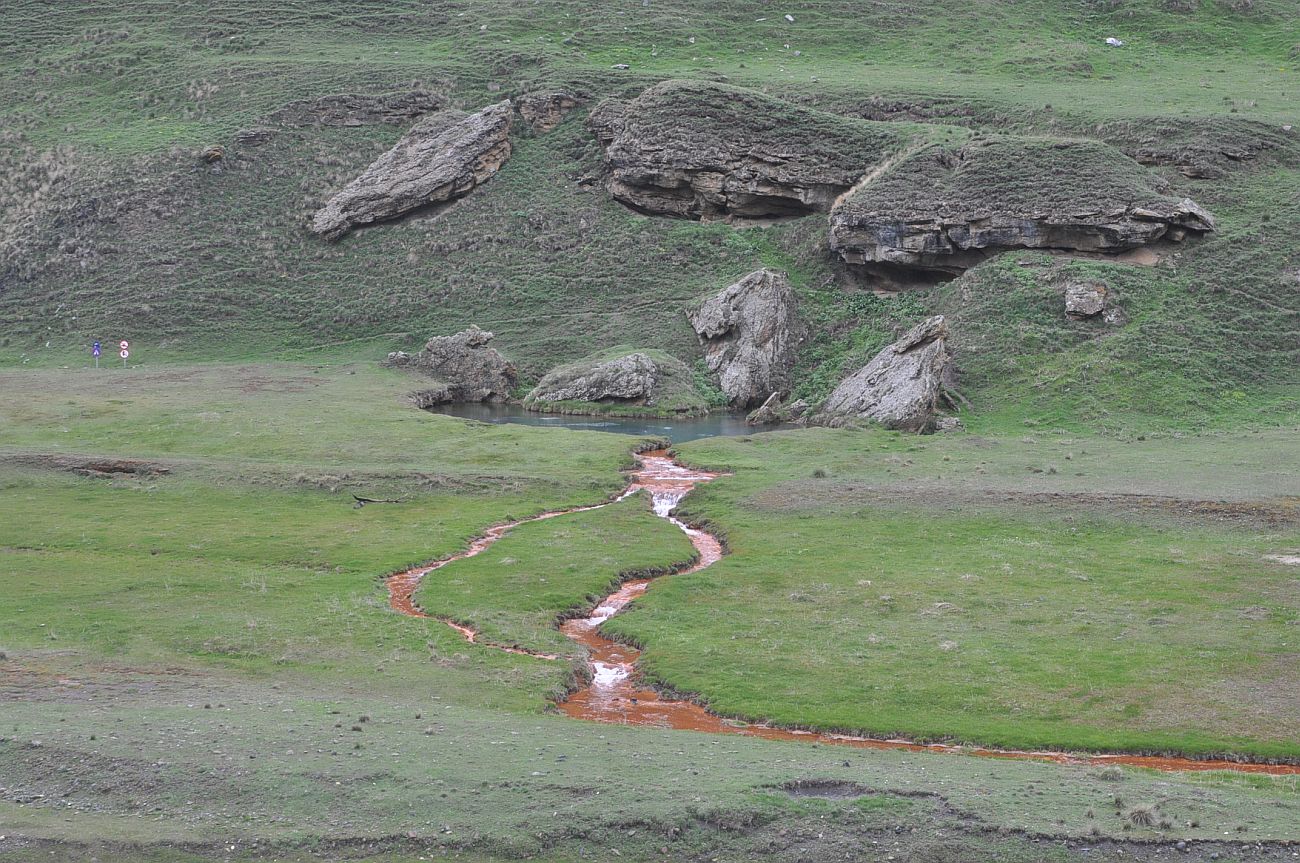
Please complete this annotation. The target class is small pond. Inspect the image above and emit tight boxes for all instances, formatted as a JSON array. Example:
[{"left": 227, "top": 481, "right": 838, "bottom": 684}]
[{"left": 425, "top": 402, "right": 798, "bottom": 443}]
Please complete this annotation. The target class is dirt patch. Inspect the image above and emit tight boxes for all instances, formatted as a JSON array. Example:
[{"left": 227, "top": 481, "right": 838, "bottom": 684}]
[
  {"left": 0, "top": 453, "right": 172, "bottom": 478},
  {"left": 748, "top": 481, "right": 1300, "bottom": 530},
  {"left": 779, "top": 779, "right": 874, "bottom": 799}
]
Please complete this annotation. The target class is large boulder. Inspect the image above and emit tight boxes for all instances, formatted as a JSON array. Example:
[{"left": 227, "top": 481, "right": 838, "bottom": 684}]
[
  {"left": 813, "top": 316, "right": 953, "bottom": 432},
  {"left": 312, "top": 101, "right": 512, "bottom": 240},
  {"left": 686, "top": 268, "right": 802, "bottom": 409},
  {"left": 387, "top": 325, "right": 516, "bottom": 403},
  {"left": 588, "top": 80, "right": 918, "bottom": 221},
  {"left": 829, "top": 138, "right": 1215, "bottom": 274},
  {"left": 524, "top": 349, "right": 708, "bottom": 415}
]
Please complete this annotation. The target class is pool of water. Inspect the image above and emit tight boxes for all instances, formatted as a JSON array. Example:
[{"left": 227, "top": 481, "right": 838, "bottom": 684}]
[{"left": 425, "top": 402, "right": 797, "bottom": 443}]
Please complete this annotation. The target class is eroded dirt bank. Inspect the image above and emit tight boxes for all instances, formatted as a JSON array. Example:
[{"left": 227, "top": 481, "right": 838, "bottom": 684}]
[{"left": 386, "top": 450, "right": 1299, "bottom": 775}]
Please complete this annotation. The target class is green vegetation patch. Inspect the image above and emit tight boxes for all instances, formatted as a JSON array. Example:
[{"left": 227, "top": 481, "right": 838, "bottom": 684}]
[{"left": 414, "top": 492, "right": 696, "bottom": 657}]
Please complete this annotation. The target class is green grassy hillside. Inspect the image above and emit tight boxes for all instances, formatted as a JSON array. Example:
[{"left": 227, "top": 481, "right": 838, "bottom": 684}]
[{"left": 1, "top": 0, "right": 1297, "bottom": 433}]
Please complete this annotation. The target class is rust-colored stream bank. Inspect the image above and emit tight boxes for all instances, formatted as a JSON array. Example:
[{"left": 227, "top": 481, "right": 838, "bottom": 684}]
[{"left": 386, "top": 450, "right": 1298, "bottom": 776}]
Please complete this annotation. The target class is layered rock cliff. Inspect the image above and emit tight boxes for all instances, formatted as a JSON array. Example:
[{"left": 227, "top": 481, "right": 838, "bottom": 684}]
[
  {"left": 829, "top": 138, "right": 1215, "bottom": 273},
  {"left": 588, "top": 80, "right": 917, "bottom": 221}
]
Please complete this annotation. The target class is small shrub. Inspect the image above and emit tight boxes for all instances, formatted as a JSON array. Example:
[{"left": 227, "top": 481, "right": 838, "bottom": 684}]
[{"left": 1127, "top": 805, "right": 1158, "bottom": 827}]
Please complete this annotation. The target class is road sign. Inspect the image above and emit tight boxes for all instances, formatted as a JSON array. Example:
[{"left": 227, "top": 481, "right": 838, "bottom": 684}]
[
  {"left": 120, "top": 349, "right": 130, "bottom": 359},
  {"left": 119, "top": 340, "right": 129, "bottom": 350},
  {"left": 92, "top": 342, "right": 101, "bottom": 357}
]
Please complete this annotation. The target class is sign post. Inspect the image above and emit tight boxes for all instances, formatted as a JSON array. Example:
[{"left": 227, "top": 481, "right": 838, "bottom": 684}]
[
  {"left": 92, "top": 341, "right": 101, "bottom": 369},
  {"left": 119, "top": 340, "right": 129, "bottom": 368}
]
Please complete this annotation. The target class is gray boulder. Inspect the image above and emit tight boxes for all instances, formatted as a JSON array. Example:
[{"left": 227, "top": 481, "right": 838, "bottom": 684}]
[
  {"left": 312, "top": 101, "right": 512, "bottom": 240},
  {"left": 814, "top": 316, "right": 953, "bottom": 432},
  {"left": 529, "top": 352, "right": 658, "bottom": 403},
  {"left": 1064, "top": 281, "right": 1108, "bottom": 318},
  {"left": 686, "top": 269, "right": 802, "bottom": 409},
  {"left": 389, "top": 325, "right": 516, "bottom": 403},
  {"left": 525, "top": 349, "right": 708, "bottom": 415}
]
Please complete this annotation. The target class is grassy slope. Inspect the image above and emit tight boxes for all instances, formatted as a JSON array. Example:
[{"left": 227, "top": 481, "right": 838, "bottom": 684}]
[{"left": 0, "top": 0, "right": 1297, "bottom": 432}]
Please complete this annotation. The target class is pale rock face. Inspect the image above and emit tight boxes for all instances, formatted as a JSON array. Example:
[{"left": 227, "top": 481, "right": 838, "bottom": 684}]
[
  {"left": 389, "top": 325, "right": 516, "bottom": 403},
  {"left": 527, "top": 353, "right": 660, "bottom": 404},
  {"left": 815, "top": 316, "right": 953, "bottom": 432},
  {"left": 516, "top": 91, "right": 581, "bottom": 133},
  {"left": 686, "top": 269, "right": 802, "bottom": 409},
  {"left": 1065, "top": 281, "right": 1108, "bottom": 318},
  {"left": 312, "top": 101, "right": 513, "bottom": 240}
]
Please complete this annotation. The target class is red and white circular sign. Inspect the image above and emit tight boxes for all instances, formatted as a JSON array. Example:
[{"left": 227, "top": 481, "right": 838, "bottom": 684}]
[
  {"left": 120, "top": 349, "right": 129, "bottom": 359},
  {"left": 119, "top": 340, "right": 129, "bottom": 350}
]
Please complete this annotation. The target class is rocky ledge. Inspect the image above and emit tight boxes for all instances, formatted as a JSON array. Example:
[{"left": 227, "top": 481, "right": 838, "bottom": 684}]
[
  {"left": 524, "top": 349, "right": 708, "bottom": 416},
  {"left": 268, "top": 90, "right": 447, "bottom": 128},
  {"left": 588, "top": 80, "right": 916, "bottom": 221},
  {"left": 811, "top": 316, "right": 954, "bottom": 432},
  {"left": 687, "top": 268, "right": 802, "bottom": 409},
  {"left": 312, "top": 100, "right": 512, "bottom": 240},
  {"left": 387, "top": 325, "right": 516, "bottom": 404},
  {"left": 829, "top": 138, "right": 1215, "bottom": 274}
]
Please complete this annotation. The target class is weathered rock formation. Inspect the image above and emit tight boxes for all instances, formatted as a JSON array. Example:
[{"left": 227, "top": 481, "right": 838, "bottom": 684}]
[
  {"left": 516, "top": 91, "right": 580, "bottom": 133},
  {"left": 269, "top": 90, "right": 447, "bottom": 127},
  {"left": 387, "top": 325, "right": 516, "bottom": 403},
  {"left": 312, "top": 101, "right": 512, "bottom": 240},
  {"left": 829, "top": 138, "right": 1215, "bottom": 274},
  {"left": 588, "top": 80, "right": 915, "bottom": 220},
  {"left": 525, "top": 349, "right": 707, "bottom": 415},
  {"left": 686, "top": 268, "right": 801, "bottom": 409},
  {"left": 813, "top": 316, "right": 953, "bottom": 432}
]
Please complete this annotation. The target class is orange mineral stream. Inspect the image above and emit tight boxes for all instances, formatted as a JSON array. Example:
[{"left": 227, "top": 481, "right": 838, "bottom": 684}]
[{"left": 386, "top": 449, "right": 1298, "bottom": 776}]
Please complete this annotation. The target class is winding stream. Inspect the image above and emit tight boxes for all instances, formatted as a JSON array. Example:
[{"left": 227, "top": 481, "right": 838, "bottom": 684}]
[{"left": 386, "top": 449, "right": 1298, "bottom": 776}]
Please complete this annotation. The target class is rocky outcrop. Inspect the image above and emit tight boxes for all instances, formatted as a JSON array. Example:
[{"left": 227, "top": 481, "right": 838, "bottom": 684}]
[
  {"left": 516, "top": 91, "right": 580, "bottom": 133},
  {"left": 812, "top": 316, "right": 953, "bottom": 433},
  {"left": 686, "top": 268, "right": 802, "bottom": 409},
  {"left": 829, "top": 138, "right": 1215, "bottom": 274},
  {"left": 269, "top": 90, "right": 447, "bottom": 127},
  {"left": 746, "top": 393, "right": 809, "bottom": 426},
  {"left": 588, "top": 80, "right": 915, "bottom": 221},
  {"left": 387, "top": 325, "right": 516, "bottom": 403},
  {"left": 312, "top": 101, "right": 512, "bottom": 240},
  {"left": 524, "top": 349, "right": 707, "bottom": 415}
]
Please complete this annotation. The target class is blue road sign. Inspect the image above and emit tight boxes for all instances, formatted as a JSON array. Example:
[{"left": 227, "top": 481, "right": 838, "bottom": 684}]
[{"left": 92, "top": 342, "right": 101, "bottom": 357}]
